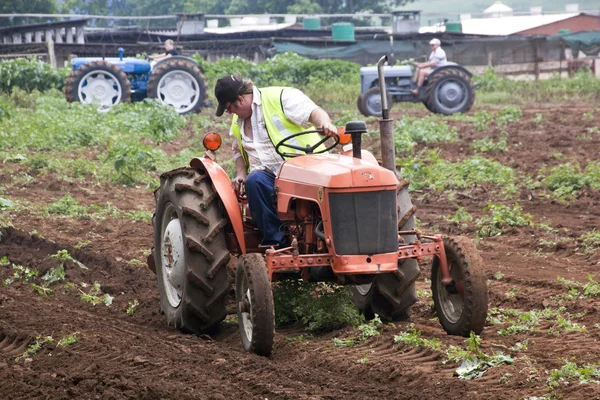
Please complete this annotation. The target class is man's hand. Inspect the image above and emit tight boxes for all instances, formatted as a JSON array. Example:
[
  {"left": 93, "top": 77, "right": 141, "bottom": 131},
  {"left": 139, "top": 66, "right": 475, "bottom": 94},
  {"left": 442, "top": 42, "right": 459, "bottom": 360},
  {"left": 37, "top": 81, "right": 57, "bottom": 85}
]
[
  {"left": 319, "top": 123, "right": 338, "bottom": 137},
  {"left": 232, "top": 175, "right": 246, "bottom": 194}
]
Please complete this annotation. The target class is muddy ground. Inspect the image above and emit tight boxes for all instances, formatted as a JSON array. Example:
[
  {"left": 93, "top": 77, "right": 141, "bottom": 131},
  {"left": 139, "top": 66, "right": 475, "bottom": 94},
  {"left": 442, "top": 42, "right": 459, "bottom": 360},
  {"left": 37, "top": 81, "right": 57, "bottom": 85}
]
[{"left": 1, "top": 105, "right": 600, "bottom": 399}]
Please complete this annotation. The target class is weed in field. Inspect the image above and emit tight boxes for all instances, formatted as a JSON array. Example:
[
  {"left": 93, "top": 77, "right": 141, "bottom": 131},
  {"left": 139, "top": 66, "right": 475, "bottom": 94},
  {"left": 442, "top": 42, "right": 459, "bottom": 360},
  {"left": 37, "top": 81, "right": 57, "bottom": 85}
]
[
  {"left": 46, "top": 194, "right": 89, "bottom": 216},
  {"left": 0, "top": 197, "right": 14, "bottom": 210},
  {"left": 393, "top": 325, "right": 442, "bottom": 350},
  {"left": 496, "top": 106, "right": 522, "bottom": 128},
  {"left": 579, "top": 231, "right": 600, "bottom": 256},
  {"left": 15, "top": 335, "right": 54, "bottom": 362},
  {"left": 104, "top": 141, "right": 166, "bottom": 186},
  {"left": 532, "top": 113, "right": 544, "bottom": 124},
  {"left": 476, "top": 203, "right": 533, "bottom": 237},
  {"left": 51, "top": 249, "right": 87, "bottom": 270},
  {"left": 333, "top": 315, "right": 382, "bottom": 347},
  {"left": 79, "top": 281, "right": 113, "bottom": 306},
  {"left": 57, "top": 333, "right": 79, "bottom": 347},
  {"left": 4, "top": 264, "right": 38, "bottom": 286},
  {"left": 544, "top": 162, "right": 600, "bottom": 201},
  {"left": 356, "top": 357, "right": 369, "bottom": 364},
  {"left": 0, "top": 256, "right": 9, "bottom": 266},
  {"left": 582, "top": 110, "right": 594, "bottom": 121},
  {"left": 470, "top": 136, "right": 507, "bottom": 153},
  {"left": 31, "top": 283, "right": 53, "bottom": 296},
  {"left": 443, "top": 207, "right": 474, "bottom": 226},
  {"left": 273, "top": 279, "right": 363, "bottom": 333},
  {"left": 394, "top": 116, "right": 458, "bottom": 154},
  {"left": 547, "top": 360, "right": 600, "bottom": 387},
  {"left": 493, "top": 271, "right": 505, "bottom": 280},
  {"left": 74, "top": 240, "right": 91, "bottom": 249},
  {"left": 41, "top": 264, "right": 65, "bottom": 286},
  {"left": 126, "top": 299, "right": 139, "bottom": 315}
]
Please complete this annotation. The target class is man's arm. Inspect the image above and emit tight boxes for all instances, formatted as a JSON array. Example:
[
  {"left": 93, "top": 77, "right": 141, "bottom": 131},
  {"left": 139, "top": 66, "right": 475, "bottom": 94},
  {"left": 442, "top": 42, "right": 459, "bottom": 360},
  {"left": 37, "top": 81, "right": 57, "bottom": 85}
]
[{"left": 309, "top": 108, "right": 337, "bottom": 137}]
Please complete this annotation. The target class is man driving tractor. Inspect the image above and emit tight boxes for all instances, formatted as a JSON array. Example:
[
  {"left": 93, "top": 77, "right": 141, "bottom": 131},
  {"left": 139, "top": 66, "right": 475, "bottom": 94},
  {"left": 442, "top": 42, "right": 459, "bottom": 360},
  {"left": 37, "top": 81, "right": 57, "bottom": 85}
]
[
  {"left": 214, "top": 74, "right": 337, "bottom": 249},
  {"left": 410, "top": 38, "right": 447, "bottom": 96}
]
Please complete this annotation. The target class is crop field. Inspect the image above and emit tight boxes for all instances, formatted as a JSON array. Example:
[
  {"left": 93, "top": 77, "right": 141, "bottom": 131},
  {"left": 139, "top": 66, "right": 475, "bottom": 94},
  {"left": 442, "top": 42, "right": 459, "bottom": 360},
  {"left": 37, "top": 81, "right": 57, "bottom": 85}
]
[{"left": 1, "top": 56, "right": 600, "bottom": 399}]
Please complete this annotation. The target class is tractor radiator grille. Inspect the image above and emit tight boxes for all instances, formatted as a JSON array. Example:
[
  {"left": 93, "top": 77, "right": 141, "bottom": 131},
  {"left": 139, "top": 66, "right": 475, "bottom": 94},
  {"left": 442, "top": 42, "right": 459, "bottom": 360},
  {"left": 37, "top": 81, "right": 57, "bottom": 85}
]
[{"left": 328, "top": 190, "right": 398, "bottom": 255}]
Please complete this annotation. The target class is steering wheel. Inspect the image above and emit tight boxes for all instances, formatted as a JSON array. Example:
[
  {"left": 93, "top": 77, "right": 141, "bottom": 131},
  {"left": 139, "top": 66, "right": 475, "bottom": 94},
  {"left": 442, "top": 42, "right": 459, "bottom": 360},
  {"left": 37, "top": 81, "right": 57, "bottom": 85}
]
[{"left": 274, "top": 129, "right": 340, "bottom": 158}]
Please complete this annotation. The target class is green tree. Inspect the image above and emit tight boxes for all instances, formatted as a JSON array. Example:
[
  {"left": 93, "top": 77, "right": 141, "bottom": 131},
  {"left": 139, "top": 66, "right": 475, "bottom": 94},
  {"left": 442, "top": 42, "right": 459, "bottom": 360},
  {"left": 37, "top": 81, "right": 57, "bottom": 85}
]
[{"left": 0, "top": 0, "right": 57, "bottom": 26}]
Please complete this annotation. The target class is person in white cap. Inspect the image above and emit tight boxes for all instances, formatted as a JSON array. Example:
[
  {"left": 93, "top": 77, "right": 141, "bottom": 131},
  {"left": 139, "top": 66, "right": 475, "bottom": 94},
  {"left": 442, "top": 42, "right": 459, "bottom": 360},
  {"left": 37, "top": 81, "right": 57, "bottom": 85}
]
[{"left": 410, "top": 38, "right": 447, "bottom": 96}]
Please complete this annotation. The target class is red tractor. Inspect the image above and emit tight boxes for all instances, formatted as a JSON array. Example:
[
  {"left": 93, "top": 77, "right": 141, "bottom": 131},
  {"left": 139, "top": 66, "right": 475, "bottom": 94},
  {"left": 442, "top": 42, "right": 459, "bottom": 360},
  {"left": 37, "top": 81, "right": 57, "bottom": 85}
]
[{"left": 148, "top": 56, "right": 488, "bottom": 356}]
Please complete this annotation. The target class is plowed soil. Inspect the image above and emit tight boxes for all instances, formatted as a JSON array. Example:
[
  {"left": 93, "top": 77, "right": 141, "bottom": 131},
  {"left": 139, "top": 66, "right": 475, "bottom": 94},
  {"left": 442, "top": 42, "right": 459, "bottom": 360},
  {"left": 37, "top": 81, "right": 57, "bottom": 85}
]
[{"left": 2, "top": 105, "right": 600, "bottom": 399}]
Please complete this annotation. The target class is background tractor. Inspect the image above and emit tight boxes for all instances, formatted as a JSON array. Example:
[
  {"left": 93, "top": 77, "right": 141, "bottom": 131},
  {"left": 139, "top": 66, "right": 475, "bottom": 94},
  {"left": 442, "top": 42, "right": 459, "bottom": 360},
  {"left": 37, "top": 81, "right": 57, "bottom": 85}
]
[
  {"left": 64, "top": 49, "right": 208, "bottom": 114},
  {"left": 148, "top": 56, "right": 488, "bottom": 357},
  {"left": 358, "top": 62, "right": 475, "bottom": 116}
]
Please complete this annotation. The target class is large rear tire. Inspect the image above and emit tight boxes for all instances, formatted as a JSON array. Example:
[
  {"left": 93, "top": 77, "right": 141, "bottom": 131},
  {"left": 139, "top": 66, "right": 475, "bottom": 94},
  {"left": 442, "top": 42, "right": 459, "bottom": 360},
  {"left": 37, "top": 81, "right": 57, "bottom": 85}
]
[
  {"left": 236, "top": 253, "right": 275, "bottom": 357},
  {"left": 431, "top": 236, "right": 488, "bottom": 336},
  {"left": 147, "top": 59, "right": 207, "bottom": 114},
  {"left": 64, "top": 61, "right": 131, "bottom": 111},
  {"left": 153, "top": 167, "right": 231, "bottom": 334},
  {"left": 424, "top": 68, "right": 475, "bottom": 115},
  {"left": 351, "top": 180, "right": 420, "bottom": 321}
]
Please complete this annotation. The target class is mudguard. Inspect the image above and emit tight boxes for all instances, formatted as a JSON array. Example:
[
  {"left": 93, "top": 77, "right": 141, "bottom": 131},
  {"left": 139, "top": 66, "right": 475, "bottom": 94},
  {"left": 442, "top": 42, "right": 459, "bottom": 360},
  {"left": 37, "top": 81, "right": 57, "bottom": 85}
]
[{"left": 190, "top": 157, "right": 246, "bottom": 254}]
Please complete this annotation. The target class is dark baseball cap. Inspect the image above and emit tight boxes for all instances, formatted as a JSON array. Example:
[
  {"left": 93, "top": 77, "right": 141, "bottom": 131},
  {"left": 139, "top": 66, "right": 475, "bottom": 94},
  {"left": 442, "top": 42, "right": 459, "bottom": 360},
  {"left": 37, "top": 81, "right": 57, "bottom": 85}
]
[{"left": 214, "top": 75, "right": 243, "bottom": 117}]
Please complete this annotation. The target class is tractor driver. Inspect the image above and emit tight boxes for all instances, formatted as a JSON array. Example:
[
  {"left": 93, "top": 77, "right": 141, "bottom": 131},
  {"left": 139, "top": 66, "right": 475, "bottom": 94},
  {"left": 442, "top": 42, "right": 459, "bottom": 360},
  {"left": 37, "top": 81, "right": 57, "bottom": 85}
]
[
  {"left": 149, "top": 39, "right": 179, "bottom": 63},
  {"left": 214, "top": 74, "right": 337, "bottom": 249},
  {"left": 410, "top": 38, "right": 447, "bottom": 96}
]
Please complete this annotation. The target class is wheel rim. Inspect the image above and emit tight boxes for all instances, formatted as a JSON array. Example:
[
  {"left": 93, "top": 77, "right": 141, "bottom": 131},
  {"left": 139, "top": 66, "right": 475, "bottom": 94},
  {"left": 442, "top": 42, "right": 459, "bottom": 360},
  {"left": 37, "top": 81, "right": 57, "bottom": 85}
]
[
  {"left": 156, "top": 70, "right": 200, "bottom": 114},
  {"left": 436, "top": 259, "right": 464, "bottom": 324},
  {"left": 160, "top": 203, "right": 185, "bottom": 308},
  {"left": 238, "top": 272, "right": 253, "bottom": 342},
  {"left": 77, "top": 70, "right": 122, "bottom": 111},
  {"left": 365, "top": 92, "right": 382, "bottom": 116},
  {"left": 436, "top": 79, "right": 468, "bottom": 112}
]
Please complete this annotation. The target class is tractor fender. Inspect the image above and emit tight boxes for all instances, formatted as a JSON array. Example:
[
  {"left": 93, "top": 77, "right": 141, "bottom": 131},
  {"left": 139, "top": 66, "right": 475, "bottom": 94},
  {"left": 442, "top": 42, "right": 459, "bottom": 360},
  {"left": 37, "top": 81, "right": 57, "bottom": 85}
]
[
  {"left": 190, "top": 157, "right": 246, "bottom": 254},
  {"left": 153, "top": 56, "right": 199, "bottom": 70},
  {"left": 427, "top": 63, "right": 472, "bottom": 81}
]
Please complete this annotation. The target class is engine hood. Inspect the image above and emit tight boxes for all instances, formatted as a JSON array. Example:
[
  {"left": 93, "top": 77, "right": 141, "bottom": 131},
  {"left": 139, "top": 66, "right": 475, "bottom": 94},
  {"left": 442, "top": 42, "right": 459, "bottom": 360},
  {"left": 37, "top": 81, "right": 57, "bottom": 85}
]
[
  {"left": 278, "top": 154, "right": 398, "bottom": 188},
  {"left": 71, "top": 58, "right": 151, "bottom": 74}
]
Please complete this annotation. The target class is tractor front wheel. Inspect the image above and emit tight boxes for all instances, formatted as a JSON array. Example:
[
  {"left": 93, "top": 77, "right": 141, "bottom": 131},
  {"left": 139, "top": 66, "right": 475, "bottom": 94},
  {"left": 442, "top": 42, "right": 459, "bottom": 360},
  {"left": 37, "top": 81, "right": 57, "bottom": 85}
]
[
  {"left": 64, "top": 61, "right": 131, "bottom": 111},
  {"left": 236, "top": 253, "right": 275, "bottom": 357},
  {"left": 431, "top": 236, "right": 488, "bottom": 336},
  {"left": 153, "top": 168, "right": 231, "bottom": 334},
  {"left": 147, "top": 59, "right": 207, "bottom": 114},
  {"left": 360, "top": 87, "right": 393, "bottom": 117}
]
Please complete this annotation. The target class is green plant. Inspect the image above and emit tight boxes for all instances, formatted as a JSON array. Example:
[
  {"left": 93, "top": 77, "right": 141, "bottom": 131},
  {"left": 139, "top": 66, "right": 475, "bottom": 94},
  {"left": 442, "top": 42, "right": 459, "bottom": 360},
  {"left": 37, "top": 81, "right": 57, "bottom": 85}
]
[
  {"left": 126, "top": 300, "right": 139, "bottom": 315},
  {"left": 333, "top": 315, "right": 382, "bottom": 347},
  {"left": 393, "top": 325, "right": 442, "bottom": 350},
  {"left": 50, "top": 249, "right": 87, "bottom": 269},
  {"left": 104, "top": 141, "right": 166, "bottom": 185},
  {"left": 273, "top": 280, "right": 363, "bottom": 333},
  {"left": 57, "top": 333, "right": 79, "bottom": 347},
  {"left": 547, "top": 360, "right": 600, "bottom": 387},
  {"left": 46, "top": 194, "right": 89, "bottom": 216},
  {"left": 31, "top": 283, "right": 53, "bottom": 296},
  {"left": 476, "top": 203, "right": 533, "bottom": 237},
  {"left": 15, "top": 335, "right": 54, "bottom": 362},
  {"left": 496, "top": 106, "right": 522, "bottom": 127},
  {"left": 79, "top": 281, "right": 113, "bottom": 306},
  {"left": 473, "top": 110, "right": 494, "bottom": 131},
  {"left": 0, "top": 197, "right": 15, "bottom": 210},
  {"left": 0, "top": 58, "right": 67, "bottom": 93},
  {"left": 470, "top": 136, "right": 507, "bottom": 153},
  {"left": 579, "top": 231, "right": 600, "bottom": 256}
]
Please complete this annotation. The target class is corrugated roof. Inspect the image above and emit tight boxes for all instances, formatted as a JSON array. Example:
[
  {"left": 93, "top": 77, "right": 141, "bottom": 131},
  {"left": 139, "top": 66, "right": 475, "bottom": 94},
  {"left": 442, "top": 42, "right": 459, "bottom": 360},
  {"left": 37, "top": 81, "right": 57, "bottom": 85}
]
[{"left": 460, "top": 13, "right": 579, "bottom": 35}]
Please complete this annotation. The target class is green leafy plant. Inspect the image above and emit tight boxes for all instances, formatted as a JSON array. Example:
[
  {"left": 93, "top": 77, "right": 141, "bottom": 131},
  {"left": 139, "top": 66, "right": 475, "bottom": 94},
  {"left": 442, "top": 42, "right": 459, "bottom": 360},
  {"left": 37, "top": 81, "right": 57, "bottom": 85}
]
[
  {"left": 548, "top": 360, "right": 600, "bottom": 387},
  {"left": 15, "top": 335, "right": 54, "bottom": 362},
  {"left": 393, "top": 325, "right": 442, "bottom": 350},
  {"left": 273, "top": 279, "right": 363, "bottom": 333},
  {"left": 470, "top": 136, "right": 507, "bottom": 153},
  {"left": 476, "top": 203, "right": 533, "bottom": 237},
  {"left": 333, "top": 315, "right": 382, "bottom": 347},
  {"left": 126, "top": 299, "right": 139, "bottom": 315},
  {"left": 79, "top": 281, "right": 113, "bottom": 306},
  {"left": 46, "top": 194, "right": 89, "bottom": 216},
  {"left": 496, "top": 106, "right": 522, "bottom": 127},
  {"left": 57, "top": 333, "right": 79, "bottom": 347}
]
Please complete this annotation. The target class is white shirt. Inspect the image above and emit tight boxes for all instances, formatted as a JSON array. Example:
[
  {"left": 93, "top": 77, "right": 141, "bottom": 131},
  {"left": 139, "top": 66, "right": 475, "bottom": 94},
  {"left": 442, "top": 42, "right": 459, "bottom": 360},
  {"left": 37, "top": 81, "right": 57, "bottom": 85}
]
[
  {"left": 230, "top": 86, "right": 318, "bottom": 175},
  {"left": 429, "top": 47, "right": 447, "bottom": 69}
]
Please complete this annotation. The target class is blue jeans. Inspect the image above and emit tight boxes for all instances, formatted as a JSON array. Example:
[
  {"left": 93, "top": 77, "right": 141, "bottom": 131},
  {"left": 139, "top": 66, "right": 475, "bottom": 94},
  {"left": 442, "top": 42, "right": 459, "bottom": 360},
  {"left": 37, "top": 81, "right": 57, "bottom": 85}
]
[{"left": 245, "top": 170, "right": 285, "bottom": 247}]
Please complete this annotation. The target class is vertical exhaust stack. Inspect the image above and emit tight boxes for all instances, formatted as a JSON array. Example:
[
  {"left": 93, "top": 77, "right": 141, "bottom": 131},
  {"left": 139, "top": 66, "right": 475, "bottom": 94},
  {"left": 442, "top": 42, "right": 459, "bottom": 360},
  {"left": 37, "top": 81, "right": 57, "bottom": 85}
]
[{"left": 377, "top": 55, "right": 396, "bottom": 174}]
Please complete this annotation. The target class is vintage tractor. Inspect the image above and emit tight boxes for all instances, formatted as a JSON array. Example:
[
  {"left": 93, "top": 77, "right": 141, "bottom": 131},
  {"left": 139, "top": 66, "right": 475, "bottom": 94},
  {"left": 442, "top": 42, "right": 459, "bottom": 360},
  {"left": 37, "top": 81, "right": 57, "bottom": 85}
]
[
  {"left": 357, "top": 62, "right": 475, "bottom": 116},
  {"left": 148, "top": 56, "right": 488, "bottom": 357},
  {"left": 64, "top": 48, "right": 207, "bottom": 114}
]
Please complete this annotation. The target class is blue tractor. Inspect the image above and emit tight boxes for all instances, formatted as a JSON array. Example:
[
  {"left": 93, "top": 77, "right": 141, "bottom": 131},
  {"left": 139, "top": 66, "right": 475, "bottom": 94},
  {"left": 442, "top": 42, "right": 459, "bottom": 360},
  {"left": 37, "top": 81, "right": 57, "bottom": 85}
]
[
  {"left": 65, "top": 50, "right": 208, "bottom": 114},
  {"left": 357, "top": 63, "right": 475, "bottom": 116}
]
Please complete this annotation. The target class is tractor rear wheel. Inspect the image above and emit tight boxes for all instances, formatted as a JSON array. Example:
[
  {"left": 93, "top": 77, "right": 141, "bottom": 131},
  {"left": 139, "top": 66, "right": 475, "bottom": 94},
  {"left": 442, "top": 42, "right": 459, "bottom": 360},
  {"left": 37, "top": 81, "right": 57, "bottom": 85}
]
[
  {"left": 424, "top": 68, "right": 475, "bottom": 115},
  {"left": 351, "top": 180, "right": 420, "bottom": 321},
  {"left": 431, "top": 236, "right": 488, "bottom": 336},
  {"left": 64, "top": 61, "right": 131, "bottom": 111},
  {"left": 153, "top": 168, "right": 231, "bottom": 334},
  {"left": 360, "top": 87, "right": 393, "bottom": 117},
  {"left": 356, "top": 93, "right": 368, "bottom": 117},
  {"left": 236, "top": 253, "right": 275, "bottom": 357},
  {"left": 147, "top": 60, "right": 207, "bottom": 114}
]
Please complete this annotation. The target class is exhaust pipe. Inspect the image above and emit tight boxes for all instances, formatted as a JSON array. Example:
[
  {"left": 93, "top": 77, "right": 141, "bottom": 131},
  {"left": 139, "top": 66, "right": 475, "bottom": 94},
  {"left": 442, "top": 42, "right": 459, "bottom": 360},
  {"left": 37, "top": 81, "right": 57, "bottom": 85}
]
[{"left": 377, "top": 55, "right": 395, "bottom": 174}]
